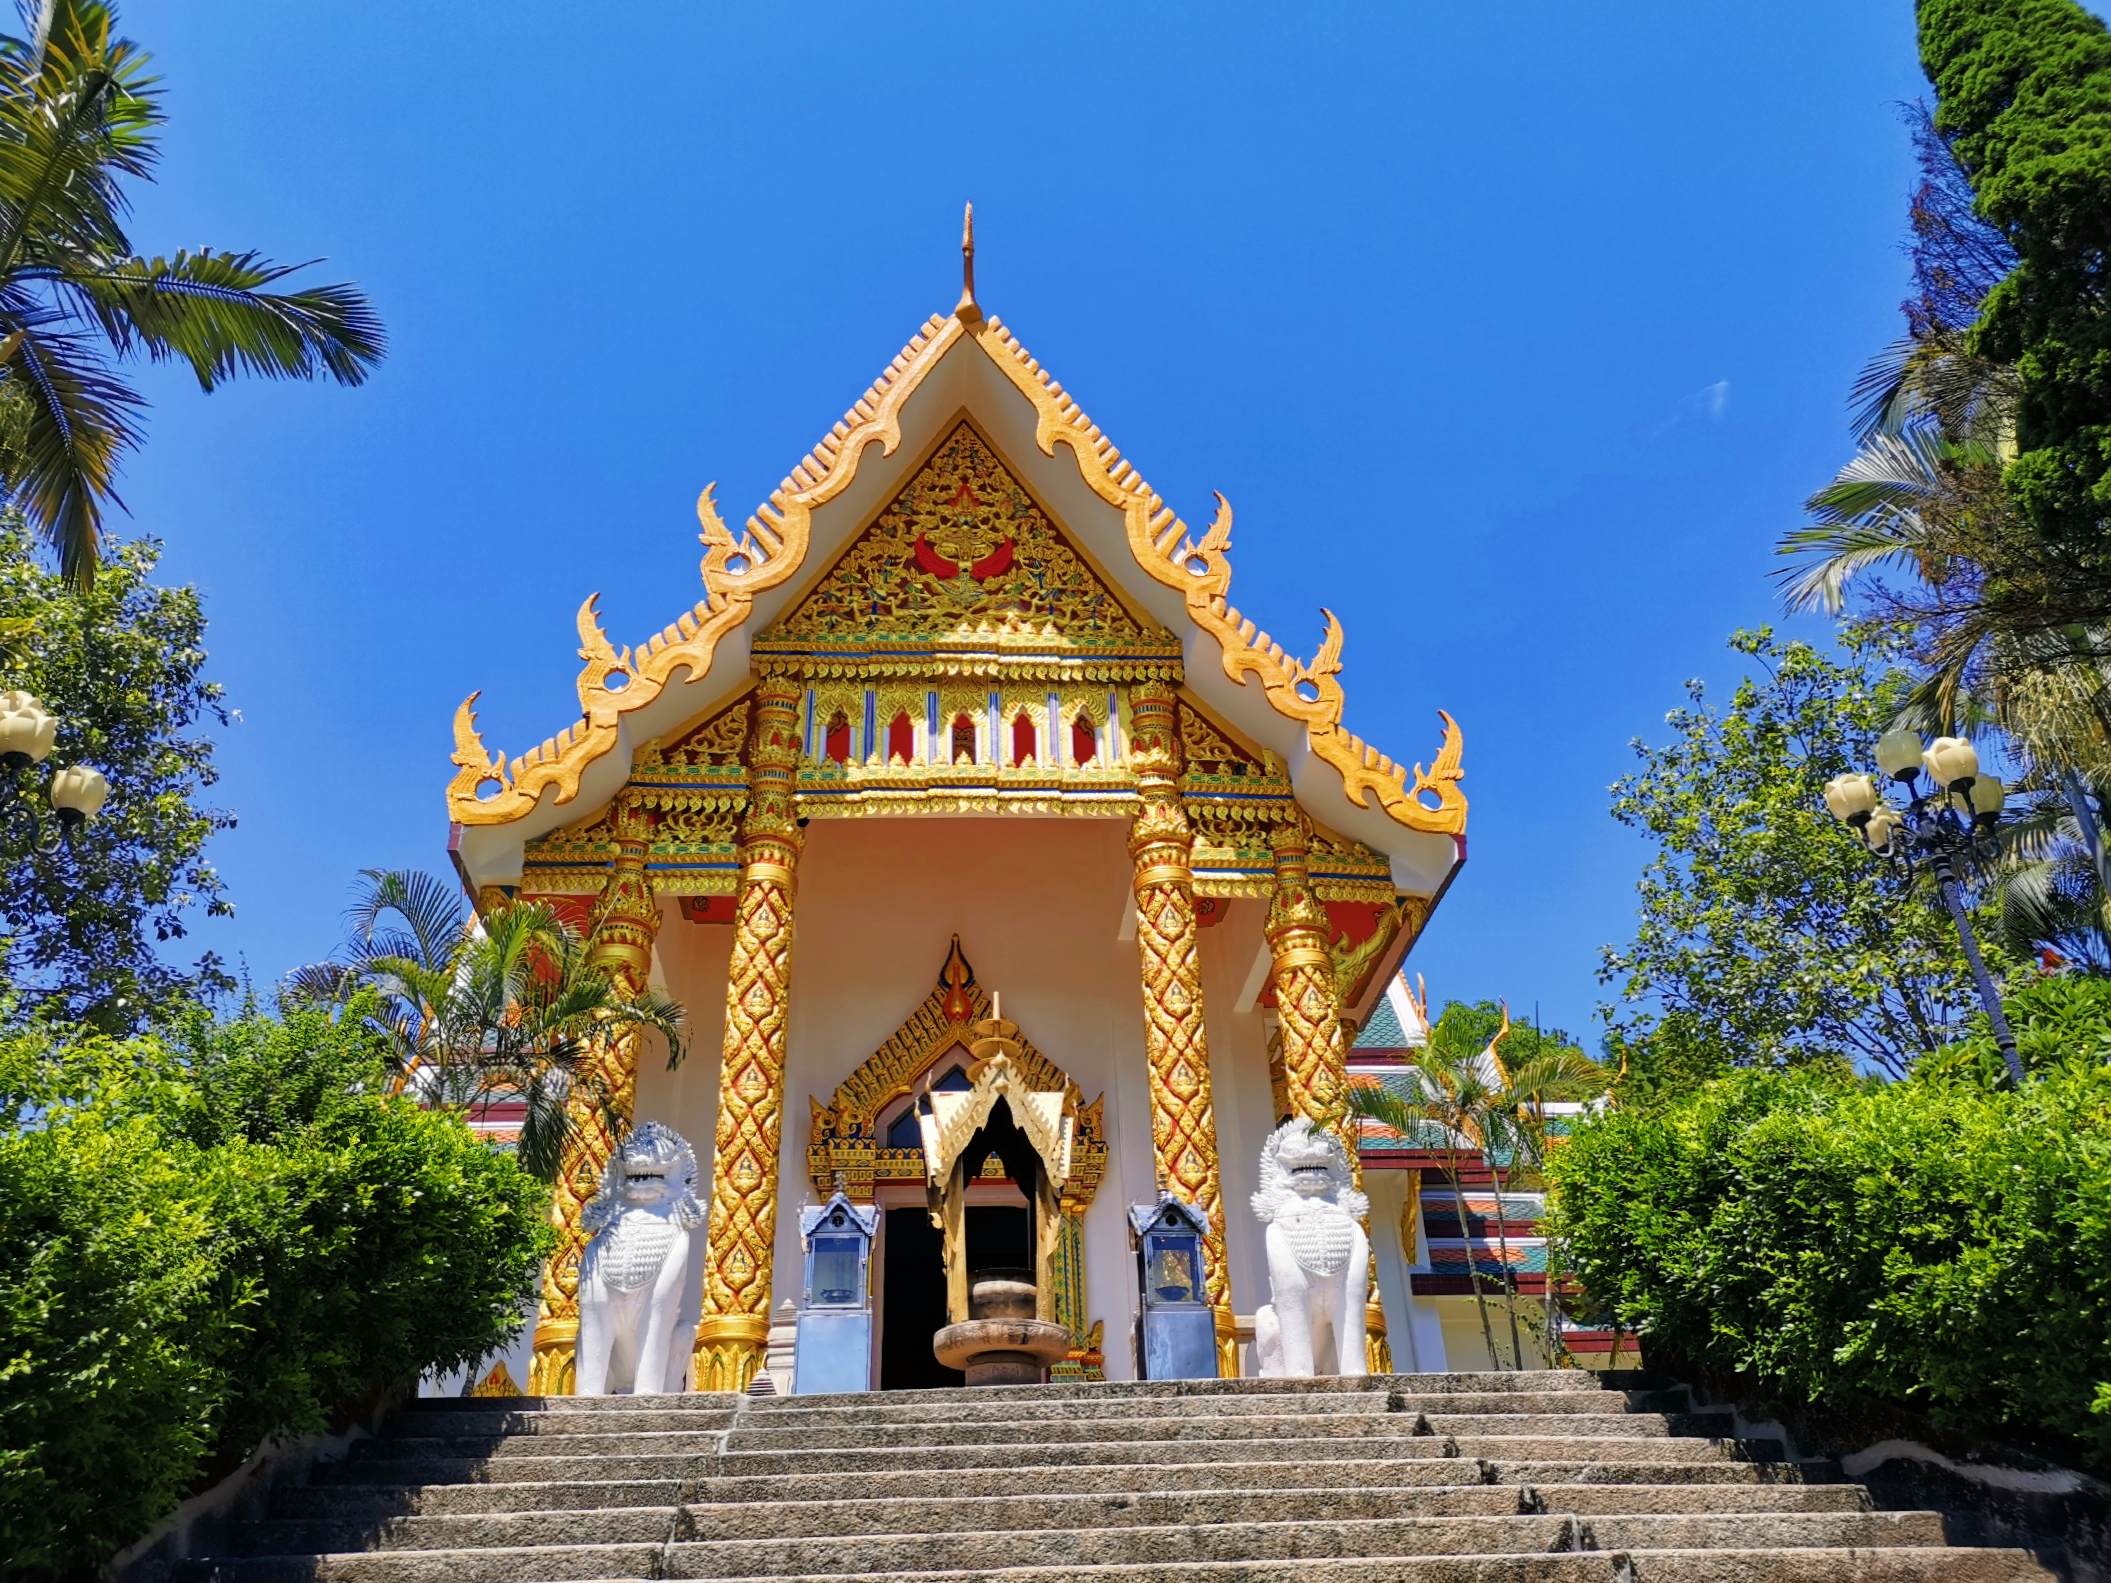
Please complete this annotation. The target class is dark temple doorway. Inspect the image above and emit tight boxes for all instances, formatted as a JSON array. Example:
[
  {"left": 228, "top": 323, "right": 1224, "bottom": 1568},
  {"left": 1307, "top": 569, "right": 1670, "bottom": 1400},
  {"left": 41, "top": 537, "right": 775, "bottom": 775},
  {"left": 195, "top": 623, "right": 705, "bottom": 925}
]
[{"left": 879, "top": 1203, "right": 1035, "bottom": 1390}]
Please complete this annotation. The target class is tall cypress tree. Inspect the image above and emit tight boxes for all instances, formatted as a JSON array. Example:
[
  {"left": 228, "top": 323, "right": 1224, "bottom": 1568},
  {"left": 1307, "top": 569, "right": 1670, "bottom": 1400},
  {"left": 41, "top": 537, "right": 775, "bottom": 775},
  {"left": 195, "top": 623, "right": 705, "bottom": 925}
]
[{"left": 1919, "top": 0, "right": 2111, "bottom": 609}]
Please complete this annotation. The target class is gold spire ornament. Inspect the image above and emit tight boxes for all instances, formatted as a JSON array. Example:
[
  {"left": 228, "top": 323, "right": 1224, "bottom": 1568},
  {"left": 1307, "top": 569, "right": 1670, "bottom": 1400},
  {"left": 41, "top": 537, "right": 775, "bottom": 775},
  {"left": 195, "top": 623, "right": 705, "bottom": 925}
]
[{"left": 955, "top": 202, "right": 980, "bottom": 323}]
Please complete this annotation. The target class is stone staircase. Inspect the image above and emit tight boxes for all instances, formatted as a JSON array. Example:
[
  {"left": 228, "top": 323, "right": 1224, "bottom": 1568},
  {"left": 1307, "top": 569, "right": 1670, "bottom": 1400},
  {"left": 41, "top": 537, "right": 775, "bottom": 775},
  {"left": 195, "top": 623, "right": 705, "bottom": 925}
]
[{"left": 172, "top": 1372, "right": 2061, "bottom": 1581}]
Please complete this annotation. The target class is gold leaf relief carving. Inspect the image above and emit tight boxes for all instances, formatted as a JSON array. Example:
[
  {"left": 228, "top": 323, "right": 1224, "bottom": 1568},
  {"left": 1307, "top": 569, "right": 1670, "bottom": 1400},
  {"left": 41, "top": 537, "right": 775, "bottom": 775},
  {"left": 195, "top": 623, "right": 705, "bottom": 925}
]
[{"left": 767, "top": 422, "right": 1159, "bottom": 647}]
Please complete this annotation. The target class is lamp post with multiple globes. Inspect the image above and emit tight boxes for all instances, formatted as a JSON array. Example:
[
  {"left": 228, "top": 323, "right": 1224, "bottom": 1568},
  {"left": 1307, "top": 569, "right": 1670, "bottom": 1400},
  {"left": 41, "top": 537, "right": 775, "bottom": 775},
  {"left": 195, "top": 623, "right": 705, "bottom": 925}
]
[
  {"left": 0, "top": 689, "right": 109, "bottom": 853},
  {"left": 1821, "top": 728, "right": 2025, "bottom": 1088}
]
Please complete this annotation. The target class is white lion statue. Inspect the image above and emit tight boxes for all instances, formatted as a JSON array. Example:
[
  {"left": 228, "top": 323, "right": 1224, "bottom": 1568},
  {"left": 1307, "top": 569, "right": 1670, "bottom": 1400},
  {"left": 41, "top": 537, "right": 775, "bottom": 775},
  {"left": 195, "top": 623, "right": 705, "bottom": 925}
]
[
  {"left": 1250, "top": 1116, "right": 1370, "bottom": 1378},
  {"left": 576, "top": 1122, "right": 706, "bottom": 1395}
]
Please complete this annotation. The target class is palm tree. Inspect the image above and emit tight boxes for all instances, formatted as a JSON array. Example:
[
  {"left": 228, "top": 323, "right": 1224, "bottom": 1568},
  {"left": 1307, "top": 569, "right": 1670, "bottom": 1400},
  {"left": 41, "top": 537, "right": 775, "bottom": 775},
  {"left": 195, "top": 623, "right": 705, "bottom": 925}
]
[
  {"left": 1485, "top": 1035, "right": 1613, "bottom": 1365},
  {"left": 0, "top": 1, "right": 383, "bottom": 584},
  {"left": 1344, "top": 1012, "right": 1512, "bottom": 1369},
  {"left": 289, "top": 869, "right": 687, "bottom": 1184},
  {"left": 1776, "top": 102, "right": 2111, "bottom": 966},
  {"left": 1346, "top": 1002, "right": 1609, "bottom": 1370}
]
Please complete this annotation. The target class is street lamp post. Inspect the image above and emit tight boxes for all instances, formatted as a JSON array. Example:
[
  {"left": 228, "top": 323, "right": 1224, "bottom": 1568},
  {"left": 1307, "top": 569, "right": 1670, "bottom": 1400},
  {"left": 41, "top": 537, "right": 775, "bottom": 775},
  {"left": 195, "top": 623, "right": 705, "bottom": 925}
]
[
  {"left": 1821, "top": 729, "right": 2025, "bottom": 1089},
  {"left": 0, "top": 689, "right": 109, "bottom": 852}
]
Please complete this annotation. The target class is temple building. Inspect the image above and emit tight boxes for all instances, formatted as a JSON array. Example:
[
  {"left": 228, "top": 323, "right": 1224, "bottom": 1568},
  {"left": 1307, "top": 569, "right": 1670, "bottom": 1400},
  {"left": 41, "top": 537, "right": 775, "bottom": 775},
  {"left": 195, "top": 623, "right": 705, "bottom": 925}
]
[{"left": 442, "top": 216, "right": 1474, "bottom": 1393}]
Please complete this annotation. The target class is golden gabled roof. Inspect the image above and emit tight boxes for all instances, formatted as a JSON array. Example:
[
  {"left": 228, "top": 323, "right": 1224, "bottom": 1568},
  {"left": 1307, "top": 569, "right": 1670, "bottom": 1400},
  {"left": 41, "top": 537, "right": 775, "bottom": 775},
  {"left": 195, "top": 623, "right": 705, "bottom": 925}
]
[{"left": 446, "top": 284, "right": 1465, "bottom": 844}]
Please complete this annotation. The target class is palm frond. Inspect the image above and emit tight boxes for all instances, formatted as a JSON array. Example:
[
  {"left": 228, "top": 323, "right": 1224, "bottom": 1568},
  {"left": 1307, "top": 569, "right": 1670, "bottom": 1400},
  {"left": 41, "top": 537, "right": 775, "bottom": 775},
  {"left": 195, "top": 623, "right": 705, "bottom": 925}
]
[
  {"left": 60, "top": 249, "right": 383, "bottom": 388},
  {"left": 280, "top": 960, "right": 354, "bottom": 1008},
  {"left": 348, "top": 867, "right": 468, "bottom": 971},
  {"left": 0, "top": 306, "right": 138, "bottom": 580}
]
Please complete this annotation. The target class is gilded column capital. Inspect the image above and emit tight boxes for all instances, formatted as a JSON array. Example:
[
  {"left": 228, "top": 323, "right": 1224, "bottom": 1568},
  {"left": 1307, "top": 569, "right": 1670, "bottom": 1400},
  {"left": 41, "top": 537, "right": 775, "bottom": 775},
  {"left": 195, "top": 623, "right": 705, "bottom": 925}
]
[
  {"left": 696, "top": 680, "right": 806, "bottom": 1393},
  {"left": 587, "top": 795, "right": 659, "bottom": 996}
]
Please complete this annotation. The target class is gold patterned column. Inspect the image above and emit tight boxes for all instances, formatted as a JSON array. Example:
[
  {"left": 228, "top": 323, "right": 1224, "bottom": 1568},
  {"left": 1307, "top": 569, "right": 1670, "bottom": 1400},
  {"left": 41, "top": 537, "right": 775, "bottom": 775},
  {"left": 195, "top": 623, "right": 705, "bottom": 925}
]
[
  {"left": 1126, "top": 683, "right": 1237, "bottom": 1376},
  {"left": 694, "top": 681, "right": 805, "bottom": 1392},
  {"left": 527, "top": 799, "right": 661, "bottom": 1394},
  {"left": 1265, "top": 819, "right": 1392, "bottom": 1371}
]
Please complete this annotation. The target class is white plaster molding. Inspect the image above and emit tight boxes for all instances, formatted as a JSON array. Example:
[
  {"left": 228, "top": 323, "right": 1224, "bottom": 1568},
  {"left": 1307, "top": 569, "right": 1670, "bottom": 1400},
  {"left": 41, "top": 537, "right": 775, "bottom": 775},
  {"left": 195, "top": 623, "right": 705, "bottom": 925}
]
[
  {"left": 1840, "top": 1440, "right": 2102, "bottom": 1497},
  {"left": 1235, "top": 941, "right": 1272, "bottom": 1014}
]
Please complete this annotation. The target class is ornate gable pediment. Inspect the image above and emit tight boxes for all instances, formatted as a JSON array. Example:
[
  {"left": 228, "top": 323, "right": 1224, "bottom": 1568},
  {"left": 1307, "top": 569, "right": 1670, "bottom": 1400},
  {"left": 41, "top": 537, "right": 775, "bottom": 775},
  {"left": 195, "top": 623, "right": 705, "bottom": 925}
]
[
  {"left": 806, "top": 936, "right": 1108, "bottom": 1211},
  {"left": 757, "top": 420, "right": 1177, "bottom": 669}
]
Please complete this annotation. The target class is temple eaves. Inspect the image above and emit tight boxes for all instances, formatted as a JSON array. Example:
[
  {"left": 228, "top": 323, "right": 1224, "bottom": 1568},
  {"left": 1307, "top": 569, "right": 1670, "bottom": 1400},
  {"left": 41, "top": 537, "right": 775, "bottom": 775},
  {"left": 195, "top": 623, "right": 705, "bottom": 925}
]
[{"left": 444, "top": 249, "right": 1467, "bottom": 879}]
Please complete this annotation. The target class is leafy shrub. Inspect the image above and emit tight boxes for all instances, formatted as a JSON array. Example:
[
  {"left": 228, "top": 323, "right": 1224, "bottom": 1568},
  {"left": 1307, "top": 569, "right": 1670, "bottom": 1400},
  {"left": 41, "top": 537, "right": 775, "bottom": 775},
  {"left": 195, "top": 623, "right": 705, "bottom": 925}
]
[
  {"left": 0, "top": 1000, "right": 553, "bottom": 1579},
  {"left": 1546, "top": 1023, "right": 2111, "bottom": 1471}
]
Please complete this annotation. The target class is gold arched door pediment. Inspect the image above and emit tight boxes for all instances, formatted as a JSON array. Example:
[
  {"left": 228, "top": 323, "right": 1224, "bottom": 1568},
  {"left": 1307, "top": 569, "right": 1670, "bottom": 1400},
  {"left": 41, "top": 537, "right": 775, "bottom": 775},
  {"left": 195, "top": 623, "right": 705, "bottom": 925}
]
[{"left": 806, "top": 935, "right": 1107, "bottom": 1214}]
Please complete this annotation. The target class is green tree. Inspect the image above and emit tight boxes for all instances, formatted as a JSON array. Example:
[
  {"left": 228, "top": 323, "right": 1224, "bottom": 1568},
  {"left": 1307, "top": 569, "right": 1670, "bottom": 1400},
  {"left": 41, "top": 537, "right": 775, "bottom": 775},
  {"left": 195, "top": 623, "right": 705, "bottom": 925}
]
[
  {"left": 1545, "top": 1030, "right": 2111, "bottom": 1472},
  {"left": 290, "top": 871, "right": 688, "bottom": 1184},
  {"left": 1918, "top": 0, "right": 2111, "bottom": 606},
  {"left": 0, "top": 0, "right": 383, "bottom": 584},
  {"left": 0, "top": 524, "right": 229, "bottom": 1028},
  {"left": 1601, "top": 628, "right": 1979, "bottom": 1089},
  {"left": 0, "top": 999, "right": 553, "bottom": 1578}
]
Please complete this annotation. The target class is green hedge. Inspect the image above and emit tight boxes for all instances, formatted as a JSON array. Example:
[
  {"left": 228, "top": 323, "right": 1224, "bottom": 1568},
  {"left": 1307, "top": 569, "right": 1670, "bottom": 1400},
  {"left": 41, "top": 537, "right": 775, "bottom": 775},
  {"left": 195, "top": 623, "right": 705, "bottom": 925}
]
[
  {"left": 0, "top": 1001, "right": 554, "bottom": 1580},
  {"left": 1546, "top": 978, "right": 2111, "bottom": 1471}
]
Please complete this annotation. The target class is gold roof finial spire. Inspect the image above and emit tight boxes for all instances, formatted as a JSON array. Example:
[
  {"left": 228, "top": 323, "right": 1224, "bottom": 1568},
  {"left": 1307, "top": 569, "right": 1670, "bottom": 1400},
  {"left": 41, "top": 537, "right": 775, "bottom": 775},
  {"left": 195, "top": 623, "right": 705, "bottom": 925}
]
[{"left": 955, "top": 201, "right": 981, "bottom": 323}]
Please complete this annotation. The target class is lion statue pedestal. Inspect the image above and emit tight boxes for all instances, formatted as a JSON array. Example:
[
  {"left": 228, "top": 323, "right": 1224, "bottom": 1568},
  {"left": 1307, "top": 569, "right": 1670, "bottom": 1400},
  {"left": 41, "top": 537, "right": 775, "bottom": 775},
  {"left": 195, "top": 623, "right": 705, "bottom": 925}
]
[
  {"left": 575, "top": 1122, "right": 706, "bottom": 1396},
  {"left": 1250, "top": 1117, "right": 1369, "bottom": 1378}
]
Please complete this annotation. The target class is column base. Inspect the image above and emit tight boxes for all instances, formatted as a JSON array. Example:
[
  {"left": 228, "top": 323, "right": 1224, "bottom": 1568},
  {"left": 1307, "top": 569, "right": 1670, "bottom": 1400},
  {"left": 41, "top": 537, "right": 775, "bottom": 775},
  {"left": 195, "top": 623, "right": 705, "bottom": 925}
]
[
  {"left": 694, "top": 1313, "right": 770, "bottom": 1393},
  {"left": 1213, "top": 1305, "right": 1240, "bottom": 1378},
  {"left": 528, "top": 1318, "right": 577, "bottom": 1396},
  {"left": 1366, "top": 1302, "right": 1392, "bottom": 1373}
]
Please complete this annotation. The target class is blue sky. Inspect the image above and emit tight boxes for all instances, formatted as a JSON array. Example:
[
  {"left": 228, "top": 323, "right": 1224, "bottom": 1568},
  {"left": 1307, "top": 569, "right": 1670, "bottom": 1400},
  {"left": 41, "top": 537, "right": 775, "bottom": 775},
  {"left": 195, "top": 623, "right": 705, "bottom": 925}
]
[{"left": 111, "top": 1, "right": 1938, "bottom": 1043}]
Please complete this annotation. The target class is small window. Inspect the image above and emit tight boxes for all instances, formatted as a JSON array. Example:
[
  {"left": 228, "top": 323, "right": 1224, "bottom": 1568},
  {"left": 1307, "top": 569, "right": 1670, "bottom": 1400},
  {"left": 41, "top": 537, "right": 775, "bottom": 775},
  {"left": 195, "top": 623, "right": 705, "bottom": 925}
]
[
  {"left": 888, "top": 711, "right": 915, "bottom": 765},
  {"left": 824, "top": 711, "right": 851, "bottom": 766},
  {"left": 1072, "top": 714, "right": 1098, "bottom": 766},
  {"left": 1011, "top": 713, "right": 1036, "bottom": 768},
  {"left": 884, "top": 1107, "right": 923, "bottom": 1149},
  {"left": 881, "top": 1065, "right": 972, "bottom": 1150},
  {"left": 952, "top": 714, "right": 976, "bottom": 764}
]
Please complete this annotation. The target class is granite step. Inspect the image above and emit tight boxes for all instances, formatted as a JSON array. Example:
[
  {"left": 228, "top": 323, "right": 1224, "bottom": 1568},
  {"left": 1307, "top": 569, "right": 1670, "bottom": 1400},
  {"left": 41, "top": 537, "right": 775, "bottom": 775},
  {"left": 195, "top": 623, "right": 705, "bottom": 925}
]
[
  {"left": 708, "top": 1432, "right": 1781, "bottom": 1477},
  {"left": 185, "top": 1532, "right": 2055, "bottom": 1577},
  {"left": 659, "top": 1511, "right": 1969, "bottom": 1576},
  {"left": 644, "top": 1557, "right": 2052, "bottom": 1583},
  {"left": 402, "top": 1392, "right": 747, "bottom": 1415},
  {"left": 243, "top": 1482, "right": 1881, "bottom": 1552},
  {"left": 713, "top": 1411, "right": 1726, "bottom": 1452},
  {"left": 312, "top": 1454, "right": 714, "bottom": 1487},
  {"left": 311, "top": 1431, "right": 1782, "bottom": 1492},
  {"left": 673, "top": 1484, "right": 1877, "bottom": 1540},
  {"left": 176, "top": 1375, "right": 2053, "bottom": 1582},
  {"left": 691, "top": 1458, "right": 1829, "bottom": 1504},
  {"left": 380, "top": 1409, "right": 738, "bottom": 1437},
  {"left": 752, "top": 1371, "right": 1627, "bottom": 1403},
  {"left": 733, "top": 1389, "right": 1646, "bottom": 1428},
  {"left": 272, "top": 1481, "right": 687, "bottom": 1518}
]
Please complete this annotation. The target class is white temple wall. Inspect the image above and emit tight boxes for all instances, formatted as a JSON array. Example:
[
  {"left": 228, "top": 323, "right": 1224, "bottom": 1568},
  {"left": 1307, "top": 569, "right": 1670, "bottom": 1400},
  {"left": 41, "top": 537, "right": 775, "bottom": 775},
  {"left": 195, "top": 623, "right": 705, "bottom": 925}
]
[
  {"left": 634, "top": 897, "right": 732, "bottom": 1382},
  {"left": 630, "top": 819, "right": 1299, "bottom": 1384},
  {"left": 1196, "top": 899, "right": 1274, "bottom": 1328},
  {"left": 763, "top": 814, "right": 1183, "bottom": 1382}
]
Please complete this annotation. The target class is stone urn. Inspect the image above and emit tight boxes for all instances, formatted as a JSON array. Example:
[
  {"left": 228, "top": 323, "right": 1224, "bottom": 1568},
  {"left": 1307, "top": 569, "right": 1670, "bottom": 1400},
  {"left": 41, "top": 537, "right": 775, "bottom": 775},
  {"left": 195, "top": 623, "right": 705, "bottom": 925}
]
[{"left": 932, "top": 1269, "right": 1071, "bottom": 1386}]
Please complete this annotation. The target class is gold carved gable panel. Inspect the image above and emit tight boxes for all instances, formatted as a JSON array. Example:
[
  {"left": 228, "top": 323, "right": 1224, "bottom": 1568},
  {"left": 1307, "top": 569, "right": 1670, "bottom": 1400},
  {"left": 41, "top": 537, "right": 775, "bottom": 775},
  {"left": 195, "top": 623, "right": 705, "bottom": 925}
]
[{"left": 763, "top": 421, "right": 1163, "bottom": 651}]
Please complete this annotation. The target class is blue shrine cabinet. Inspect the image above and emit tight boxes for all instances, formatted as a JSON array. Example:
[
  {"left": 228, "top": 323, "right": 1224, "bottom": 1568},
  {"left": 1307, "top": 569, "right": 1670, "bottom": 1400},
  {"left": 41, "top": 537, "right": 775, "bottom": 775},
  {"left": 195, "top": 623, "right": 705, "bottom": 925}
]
[
  {"left": 793, "top": 1192, "right": 880, "bottom": 1395},
  {"left": 1128, "top": 1196, "right": 1217, "bottom": 1380}
]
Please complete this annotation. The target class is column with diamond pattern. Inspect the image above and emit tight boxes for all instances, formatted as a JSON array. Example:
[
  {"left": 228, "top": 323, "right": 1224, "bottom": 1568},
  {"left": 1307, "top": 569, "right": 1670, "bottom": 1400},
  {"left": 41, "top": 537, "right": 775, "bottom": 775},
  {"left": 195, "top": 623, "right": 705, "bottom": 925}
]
[
  {"left": 1127, "top": 683, "right": 1237, "bottom": 1376},
  {"left": 695, "top": 681, "right": 805, "bottom": 1392}
]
